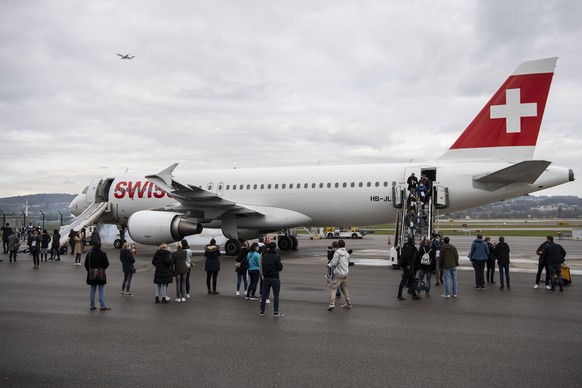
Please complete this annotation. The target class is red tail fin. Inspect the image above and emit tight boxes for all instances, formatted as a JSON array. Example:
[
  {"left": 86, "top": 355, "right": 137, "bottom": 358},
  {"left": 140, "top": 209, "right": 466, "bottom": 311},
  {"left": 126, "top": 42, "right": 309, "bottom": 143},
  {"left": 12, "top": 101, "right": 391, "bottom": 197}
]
[{"left": 443, "top": 57, "right": 557, "bottom": 161}]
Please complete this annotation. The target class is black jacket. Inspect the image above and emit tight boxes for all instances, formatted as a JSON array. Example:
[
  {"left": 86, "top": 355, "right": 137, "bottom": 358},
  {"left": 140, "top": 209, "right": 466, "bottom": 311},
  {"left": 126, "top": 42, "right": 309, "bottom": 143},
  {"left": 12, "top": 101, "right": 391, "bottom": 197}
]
[
  {"left": 152, "top": 249, "right": 173, "bottom": 284},
  {"left": 399, "top": 242, "right": 418, "bottom": 269},
  {"left": 416, "top": 245, "right": 436, "bottom": 271},
  {"left": 84, "top": 248, "right": 110, "bottom": 285},
  {"left": 204, "top": 244, "right": 221, "bottom": 272},
  {"left": 543, "top": 242, "right": 566, "bottom": 265},
  {"left": 494, "top": 242, "right": 510, "bottom": 266},
  {"left": 119, "top": 248, "right": 135, "bottom": 273},
  {"left": 261, "top": 249, "right": 283, "bottom": 278}
]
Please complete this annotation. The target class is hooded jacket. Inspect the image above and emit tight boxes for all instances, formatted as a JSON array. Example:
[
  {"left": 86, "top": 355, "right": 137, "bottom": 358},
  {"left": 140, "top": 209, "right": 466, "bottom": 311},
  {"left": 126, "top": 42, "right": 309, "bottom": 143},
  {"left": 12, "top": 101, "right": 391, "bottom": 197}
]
[
  {"left": 204, "top": 244, "right": 221, "bottom": 272},
  {"left": 439, "top": 243, "right": 459, "bottom": 269},
  {"left": 469, "top": 238, "right": 489, "bottom": 261},
  {"left": 328, "top": 247, "right": 350, "bottom": 277},
  {"left": 494, "top": 242, "right": 510, "bottom": 266}
]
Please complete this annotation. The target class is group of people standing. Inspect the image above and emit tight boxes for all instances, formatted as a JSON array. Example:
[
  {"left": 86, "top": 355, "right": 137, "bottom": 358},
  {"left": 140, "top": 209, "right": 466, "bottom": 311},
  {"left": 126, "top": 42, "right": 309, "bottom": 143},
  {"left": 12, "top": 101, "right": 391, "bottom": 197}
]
[
  {"left": 233, "top": 238, "right": 285, "bottom": 317},
  {"left": 1, "top": 223, "right": 62, "bottom": 268}
]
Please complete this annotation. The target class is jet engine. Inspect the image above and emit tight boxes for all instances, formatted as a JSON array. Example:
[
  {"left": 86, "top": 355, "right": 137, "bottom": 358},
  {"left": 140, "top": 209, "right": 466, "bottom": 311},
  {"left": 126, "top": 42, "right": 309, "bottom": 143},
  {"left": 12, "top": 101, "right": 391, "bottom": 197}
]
[{"left": 127, "top": 211, "right": 203, "bottom": 245}]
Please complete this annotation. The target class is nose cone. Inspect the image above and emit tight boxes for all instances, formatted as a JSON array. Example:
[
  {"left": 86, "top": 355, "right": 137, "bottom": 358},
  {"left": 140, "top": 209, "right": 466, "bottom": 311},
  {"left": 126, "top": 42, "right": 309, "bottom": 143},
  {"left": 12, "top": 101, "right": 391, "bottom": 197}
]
[{"left": 69, "top": 194, "right": 87, "bottom": 216}]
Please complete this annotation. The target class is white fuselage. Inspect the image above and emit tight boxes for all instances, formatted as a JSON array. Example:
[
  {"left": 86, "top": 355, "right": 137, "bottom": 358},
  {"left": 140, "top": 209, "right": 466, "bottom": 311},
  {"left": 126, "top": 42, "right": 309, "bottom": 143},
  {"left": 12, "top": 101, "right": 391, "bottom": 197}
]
[{"left": 71, "top": 160, "right": 572, "bottom": 229}]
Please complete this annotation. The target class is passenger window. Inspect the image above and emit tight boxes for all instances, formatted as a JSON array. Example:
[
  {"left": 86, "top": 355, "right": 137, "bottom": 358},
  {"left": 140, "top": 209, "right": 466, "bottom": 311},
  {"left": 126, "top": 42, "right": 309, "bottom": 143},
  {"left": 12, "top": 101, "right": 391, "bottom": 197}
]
[
  {"left": 246, "top": 184, "right": 250, "bottom": 190},
  {"left": 327, "top": 183, "right": 331, "bottom": 188},
  {"left": 275, "top": 184, "right": 279, "bottom": 189},
  {"left": 290, "top": 183, "right": 294, "bottom": 189},
  {"left": 375, "top": 182, "right": 380, "bottom": 187},
  {"left": 282, "top": 184, "right": 286, "bottom": 189},
  {"left": 319, "top": 183, "right": 324, "bottom": 188},
  {"left": 342, "top": 182, "right": 347, "bottom": 188},
  {"left": 359, "top": 182, "right": 363, "bottom": 187},
  {"left": 226, "top": 185, "right": 230, "bottom": 190},
  {"left": 335, "top": 183, "right": 339, "bottom": 188},
  {"left": 260, "top": 184, "right": 264, "bottom": 189},
  {"left": 267, "top": 184, "right": 272, "bottom": 189},
  {"left": 384, "top": 181, "right": 388, "bottom": 187},
  {"left": 367, "top": 182, "right": 371, "bottom": 187}
]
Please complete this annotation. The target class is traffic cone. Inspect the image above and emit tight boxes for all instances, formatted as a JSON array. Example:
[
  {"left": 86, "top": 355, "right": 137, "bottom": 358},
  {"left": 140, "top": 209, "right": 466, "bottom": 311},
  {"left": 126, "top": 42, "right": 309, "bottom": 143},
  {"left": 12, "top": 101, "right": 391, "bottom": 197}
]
[
  {"left": 387, "top": 236, "right": 391, "bottom": 246},
  {"left": 132, "top": 243, "right": 137, "bottom": 256}
]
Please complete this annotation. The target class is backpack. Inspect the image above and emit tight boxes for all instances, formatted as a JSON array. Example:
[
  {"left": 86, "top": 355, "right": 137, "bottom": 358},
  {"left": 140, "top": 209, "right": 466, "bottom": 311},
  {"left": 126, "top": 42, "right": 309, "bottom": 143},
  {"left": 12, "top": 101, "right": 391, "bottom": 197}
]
[{"left": 421, "top": 249, "right": 432, "bottom": 265}]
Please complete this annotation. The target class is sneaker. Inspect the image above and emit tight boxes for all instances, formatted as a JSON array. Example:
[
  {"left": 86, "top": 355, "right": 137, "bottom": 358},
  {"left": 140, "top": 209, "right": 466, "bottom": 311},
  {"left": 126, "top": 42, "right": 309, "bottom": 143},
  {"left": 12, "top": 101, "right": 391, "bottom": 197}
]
[
  {"left": 165, "top": 296, "right": 171, "bottom": 301},
  {"left": 440, "top": 294, "right": 451, "bottom": 298},
  {"left": 186, "top": 294, "right": 190, "bottom": 298},
  {"left": 499, "top": 286, "right": 504, "bottom": 290},
  {"left": 259, "top": 312, "right": 265, "bottom": 317},
  {"left": 236, "top": 291, "right": 240, "bottom": 296},
  {"left": 245, "top": 296, "right": 250, "bottom": 300},
  {"left": 90, "top": 307, "right": 97, "bottom": 311},
  {"left": 327, "top": 304, "right": 335, "bottom": 311},
  {"left": 340, "top": 304, "right": 352, "bottom": 309},
  {"left": 100, "top": 307, "right": 111, "bottom": 311},
  {"left": 534, "top": 284, "right": 539, "bottom": 289},
  {"left": 175, "top": 298, "right": 181, "bottom": 303},
  {"left": 452, "top": 294, "right": 458, "bottom": 298},
  {"left": 120, "top": 292, "right": 125, "bottom": 295},
  {"left": 155, "top": 297, "right": 160, "bottom": 304},
  {"left": 265, "top": 299, "right": 271, "bottom": 304},
  {"left": 274, "top": 312, "right": 285, "bottom": 317},
  {"left": 559, "top": 285, "right": 564, "bottom": 292},
  {"left": 181, "top": 297, "right": 186, "bottom": 302},
  {"left": 212, "top": 291, "right": 220, "bottom": 295},
  {"left": 125, "top": 293, "right": 133, "bottom": 297},
  {"left": 249, "top": 297, "right": 259, "bottom": 301},
  {"left": 397, "top": 295, "right": 406, "bottom": 300},
  {"left": 545, "top": 285, "right": 551, "bottom": 290}
]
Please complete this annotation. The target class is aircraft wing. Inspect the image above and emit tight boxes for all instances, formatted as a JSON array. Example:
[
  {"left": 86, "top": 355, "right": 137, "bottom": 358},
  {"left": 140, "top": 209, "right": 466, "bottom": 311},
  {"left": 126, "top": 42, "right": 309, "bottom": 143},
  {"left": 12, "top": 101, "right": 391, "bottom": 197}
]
[
  {"left": 145, "top": 164, "right": 260, "bottom": 218},
  {"left": 473, "top": 160, "right": 551, "bottom": 190}
]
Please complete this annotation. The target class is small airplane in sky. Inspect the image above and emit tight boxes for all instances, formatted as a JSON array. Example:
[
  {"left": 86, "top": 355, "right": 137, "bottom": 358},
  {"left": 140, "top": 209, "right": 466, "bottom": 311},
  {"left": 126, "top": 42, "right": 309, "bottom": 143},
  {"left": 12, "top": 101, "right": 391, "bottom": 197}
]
[
  {"left": 116, "top": 54, "right": 135, "bottom": 59},
  {"left": 66, "top": 57, "right": 574, "bottom": 255}
]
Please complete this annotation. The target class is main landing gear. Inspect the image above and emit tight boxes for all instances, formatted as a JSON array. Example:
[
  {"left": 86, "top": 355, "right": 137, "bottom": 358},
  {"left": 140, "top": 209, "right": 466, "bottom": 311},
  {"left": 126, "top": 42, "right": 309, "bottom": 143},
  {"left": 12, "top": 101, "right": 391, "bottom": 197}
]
[{"left": 113, "top": 225, "right": 127, "bottom": 249}]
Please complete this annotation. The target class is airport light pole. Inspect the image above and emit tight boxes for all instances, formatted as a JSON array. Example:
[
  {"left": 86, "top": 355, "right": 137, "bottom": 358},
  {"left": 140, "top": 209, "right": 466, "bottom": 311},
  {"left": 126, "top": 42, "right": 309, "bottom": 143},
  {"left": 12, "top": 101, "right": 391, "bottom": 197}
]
[
  {"left": 21, "top": 210, "right": 26, "bottom": 232},
  {"left": 40, "top": 211, "right": 45, "bottom": 231},
  {"left": 0, "top": 209, "right": 4, "bottom": 227},
  {"left": 58, "top": 211, "right": 63, "bottom": 226}
]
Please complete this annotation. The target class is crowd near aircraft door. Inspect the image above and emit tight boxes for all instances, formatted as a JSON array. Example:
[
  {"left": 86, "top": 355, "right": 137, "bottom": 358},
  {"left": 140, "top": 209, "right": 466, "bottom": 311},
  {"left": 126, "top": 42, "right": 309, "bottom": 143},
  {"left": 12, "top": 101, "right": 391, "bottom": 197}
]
[{"left": 68, "top": 57, "right": 573, "bottom": 255}]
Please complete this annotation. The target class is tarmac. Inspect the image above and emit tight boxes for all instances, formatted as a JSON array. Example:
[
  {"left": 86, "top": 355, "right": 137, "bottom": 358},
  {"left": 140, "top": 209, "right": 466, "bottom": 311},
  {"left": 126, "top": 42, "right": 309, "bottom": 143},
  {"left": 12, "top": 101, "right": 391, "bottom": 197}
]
[{"left": 0, "top": 235, "right": 581, "bottom": 387}]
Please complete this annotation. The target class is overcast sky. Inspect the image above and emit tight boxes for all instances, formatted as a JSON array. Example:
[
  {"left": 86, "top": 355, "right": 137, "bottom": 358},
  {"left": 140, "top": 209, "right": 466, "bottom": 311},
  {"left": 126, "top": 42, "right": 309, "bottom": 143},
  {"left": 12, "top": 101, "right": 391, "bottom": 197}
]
[{"left": 1, "top": 0, "right": 581, "bottom": 198}]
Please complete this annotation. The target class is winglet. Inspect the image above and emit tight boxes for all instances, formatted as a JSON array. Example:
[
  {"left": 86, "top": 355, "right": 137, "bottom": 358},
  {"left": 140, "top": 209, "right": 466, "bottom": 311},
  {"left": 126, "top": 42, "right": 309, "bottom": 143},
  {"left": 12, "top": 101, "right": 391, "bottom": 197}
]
[{"left": 147, "top": 163, "right": 178, "bottom": 186}]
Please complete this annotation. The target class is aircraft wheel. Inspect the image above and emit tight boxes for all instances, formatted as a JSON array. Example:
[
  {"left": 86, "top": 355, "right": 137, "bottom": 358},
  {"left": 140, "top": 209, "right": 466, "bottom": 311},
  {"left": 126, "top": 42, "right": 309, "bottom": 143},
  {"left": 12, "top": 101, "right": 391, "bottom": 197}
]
[
  {"left": 224, "top": 239, "right": 242, "bottom": 256},
  {"left": 327, "top": 233, "right": 334, "bottom": 239},
  {"left": 278, "top": 235, "right": 293, "bottom": 251},
  {"left": 351, "top": 233, "right": 359, "bottom": 239},
  {"left": 290, "top": 236, "right": 298, "bottom": 250},
  {"left": 113, "top": 239, "right": 125, "bottom": 249}
]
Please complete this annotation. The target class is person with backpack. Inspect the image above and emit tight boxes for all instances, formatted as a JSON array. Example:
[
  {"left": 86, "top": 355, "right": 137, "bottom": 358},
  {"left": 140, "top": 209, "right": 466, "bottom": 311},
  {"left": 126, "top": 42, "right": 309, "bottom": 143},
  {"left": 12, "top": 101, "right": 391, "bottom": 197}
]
[
  {"left": 416, "top": 238, "right": 435, "bottom": 296},
  {"left": 397, "top": 237, "right": 421, "bottom": 301}
]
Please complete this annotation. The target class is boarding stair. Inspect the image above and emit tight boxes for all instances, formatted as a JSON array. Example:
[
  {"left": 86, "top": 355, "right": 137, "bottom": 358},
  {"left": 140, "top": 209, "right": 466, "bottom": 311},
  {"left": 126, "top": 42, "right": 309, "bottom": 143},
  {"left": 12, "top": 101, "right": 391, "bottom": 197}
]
[{"left": 58, "top": 202, "right": 109, "bottom": 247}]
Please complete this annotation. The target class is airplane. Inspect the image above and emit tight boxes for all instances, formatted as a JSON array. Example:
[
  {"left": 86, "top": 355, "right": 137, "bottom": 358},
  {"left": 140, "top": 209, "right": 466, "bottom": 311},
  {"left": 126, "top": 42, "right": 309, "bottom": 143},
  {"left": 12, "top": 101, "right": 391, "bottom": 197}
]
[
  {"left": 66, "top": 57, "right": 574, "bottom": 255},
  {"left": 116, "top": 54, "right": 135, "bottom": 59}
]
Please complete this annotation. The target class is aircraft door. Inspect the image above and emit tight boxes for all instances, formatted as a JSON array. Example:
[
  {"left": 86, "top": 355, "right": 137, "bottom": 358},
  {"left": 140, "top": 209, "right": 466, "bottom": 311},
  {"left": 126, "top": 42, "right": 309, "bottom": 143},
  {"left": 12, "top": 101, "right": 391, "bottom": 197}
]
[
  {"left": 85, "top": 178, "right": 114, "bottom": 204},
  {"left": 206, "top": 182, "right": 224, "bottom": 196},
  {"left": 434, "top": 185, "right": 449, "bottom": 209}
]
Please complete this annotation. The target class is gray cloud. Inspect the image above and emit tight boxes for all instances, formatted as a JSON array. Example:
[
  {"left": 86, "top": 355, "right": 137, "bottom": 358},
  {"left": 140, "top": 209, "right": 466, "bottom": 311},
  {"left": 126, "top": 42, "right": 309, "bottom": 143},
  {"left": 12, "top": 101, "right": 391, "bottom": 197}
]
[{"left": 0, "top": 0, "right": 580, "bottom": 197}]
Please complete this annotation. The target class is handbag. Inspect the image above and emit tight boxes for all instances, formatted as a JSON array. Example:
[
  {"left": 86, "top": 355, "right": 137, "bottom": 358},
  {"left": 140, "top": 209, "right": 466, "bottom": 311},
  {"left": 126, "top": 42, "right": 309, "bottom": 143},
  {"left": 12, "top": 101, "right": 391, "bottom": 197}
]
[
  {"left": 87, "top": 252, "right": 106, "bottom": 281},
  {"left": 89, "top": 268, "right": 106, "bottom": 281}
]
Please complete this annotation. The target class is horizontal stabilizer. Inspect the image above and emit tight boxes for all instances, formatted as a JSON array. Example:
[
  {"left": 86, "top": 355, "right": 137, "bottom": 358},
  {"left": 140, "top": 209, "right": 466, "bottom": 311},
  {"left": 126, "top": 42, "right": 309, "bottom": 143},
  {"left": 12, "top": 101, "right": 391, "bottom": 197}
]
[{"left": 473, "top": 160, "right": 551, "bottom": 189}]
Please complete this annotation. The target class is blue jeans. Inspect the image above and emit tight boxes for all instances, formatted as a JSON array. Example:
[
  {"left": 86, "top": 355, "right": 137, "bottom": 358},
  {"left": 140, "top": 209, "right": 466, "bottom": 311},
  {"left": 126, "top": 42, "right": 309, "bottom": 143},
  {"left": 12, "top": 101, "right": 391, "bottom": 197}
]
[
  {"left": 443, "top": 268, "right": 458, "bottom": 296},
  {"left": 417, "top": 269, "right": 432, "bottom": 293},
  {"left": 175, "top": 273, "right": 186, "bottom": 298},
  {"left": 260, "top": 277, "right": 281, "bottom": 314},
  {"left": 498, "top": 263, "right": 510, "bottom": 288},
  {"left": 246, "top": 270, "right": 260, "bottom": 297},
  {"left": 546, "top": 263, "right": 563, "bottom": 289},
  {"left": 90, "top": 284, "right": 106, "bottom": 308},
  {"left": 236, "top": 270, "right": 248, "bottom": 292}
]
